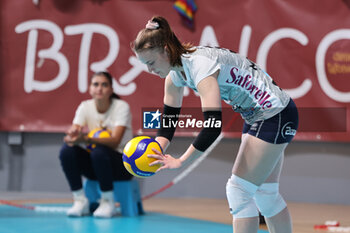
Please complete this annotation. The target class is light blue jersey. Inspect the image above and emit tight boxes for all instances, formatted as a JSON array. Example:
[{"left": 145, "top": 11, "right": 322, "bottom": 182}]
[{"left": 170, "top": 46, "right": 290, "bottom": 124}]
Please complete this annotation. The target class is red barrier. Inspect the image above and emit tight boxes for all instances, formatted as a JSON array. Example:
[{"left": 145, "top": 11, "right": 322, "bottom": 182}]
[{"left": 0, "top": 0, "right": 349, "bottom": 141}]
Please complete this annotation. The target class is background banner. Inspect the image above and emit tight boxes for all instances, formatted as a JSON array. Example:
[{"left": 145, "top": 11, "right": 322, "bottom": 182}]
[{"left": 1, "top": 0, "right": 349, "bottom": 141}]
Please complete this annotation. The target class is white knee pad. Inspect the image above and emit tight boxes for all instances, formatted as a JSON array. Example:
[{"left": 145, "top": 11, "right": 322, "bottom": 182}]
[
  {"left": 254, "top": 183, "right": 287, "bottom": 218},
  {"left": 226, "top": 174, "right": 259, "bottom": 219}
]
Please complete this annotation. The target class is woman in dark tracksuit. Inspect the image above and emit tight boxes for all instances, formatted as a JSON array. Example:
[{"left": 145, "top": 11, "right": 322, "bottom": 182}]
[{"left": 59, "top": 71, "right": 132, "bottom": 218}]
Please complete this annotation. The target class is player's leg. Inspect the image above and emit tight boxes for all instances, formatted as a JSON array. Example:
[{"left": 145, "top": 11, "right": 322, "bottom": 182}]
[
  {"left": 59, "top": 144, "right": 92, "bottom": 216},
  {"left": 227, "top": 99, "right": 298, "bottom": 233},
  {"left": 255, "top": 154, "right": 292, "bottom": 233},
  {"left": 226, "top": 134, "right": 288, "bottom": 233},
  {"left": 89, "top": 145, "right": 118, "bottom": 218},
  {"left": 232, "top": 134, "right": 288, "bottom": 184}
]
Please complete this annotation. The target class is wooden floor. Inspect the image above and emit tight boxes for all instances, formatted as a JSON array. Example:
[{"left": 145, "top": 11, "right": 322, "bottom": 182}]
[
  {"left": 4, "top": 196, "right": 350, "bottom": 233},
  {"left": 143, "top": 198, "right": 350, "bottom": 233}
]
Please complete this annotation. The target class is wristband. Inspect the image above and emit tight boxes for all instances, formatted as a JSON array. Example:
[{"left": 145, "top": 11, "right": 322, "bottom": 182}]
[
  {"left": 156, "top": 104, "right": 181, "bottom": 142},
  {"left": 192, "top": 110, "right": 222, "bottom": 152}
]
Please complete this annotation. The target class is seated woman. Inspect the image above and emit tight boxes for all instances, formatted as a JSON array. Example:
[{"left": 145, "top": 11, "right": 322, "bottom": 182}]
[{"left": 59, "top": 71, "right": 133, "bottom": 218}]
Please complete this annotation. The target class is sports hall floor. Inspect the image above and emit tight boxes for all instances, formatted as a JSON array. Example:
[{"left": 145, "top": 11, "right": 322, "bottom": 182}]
[{"left": 0, "top": 191, "right": 349, "bottom": 233}]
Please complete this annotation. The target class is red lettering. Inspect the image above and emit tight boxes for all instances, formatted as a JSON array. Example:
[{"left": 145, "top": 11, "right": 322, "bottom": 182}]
[
  {"left": 262, "top": 101, "right": 272, "bottom": 109},
  {"left": 259, "top": 91, "right": 267, "bottom": 102},
  {"left": 255, "top": 89, "right": 263, "bottom": 99},
  {"left": 227, "top": 67, "right": 238, "bottom": 83},
  {"left": 235, "top": 75, "right": 243, "bottom": 85},
  {"left": 241, "top": 75, "right": 250, "bottom": 87},
  {"left": 249, "top": 85, "right": 258, "bottom": 94},
  {"left": 227, "top": 66, "right": 273, "bottom": 109},
  {"left": 259, "top": 94, "right": 271, "bottom": 105}
]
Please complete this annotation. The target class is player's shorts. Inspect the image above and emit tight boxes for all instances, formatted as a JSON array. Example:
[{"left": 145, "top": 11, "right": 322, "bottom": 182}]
[{"left": 242, "top": 98, "right": 299, "bottom": 144}]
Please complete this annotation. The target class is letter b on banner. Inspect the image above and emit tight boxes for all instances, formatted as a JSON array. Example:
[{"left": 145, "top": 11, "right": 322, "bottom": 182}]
[
  {"left": 15, "top": 20, "right": 69, "bottom": 93},
  {"left": 15, "top": 20, "right": 119, "bottom": 93}
]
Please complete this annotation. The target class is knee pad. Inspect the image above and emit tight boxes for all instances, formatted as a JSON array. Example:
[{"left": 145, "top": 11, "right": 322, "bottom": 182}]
[
  {"left": 225, "top": 174, "right": 259, "bottom": 218},
  {"left": 254, "top": 183, "right": 287, "bottom": 218}
]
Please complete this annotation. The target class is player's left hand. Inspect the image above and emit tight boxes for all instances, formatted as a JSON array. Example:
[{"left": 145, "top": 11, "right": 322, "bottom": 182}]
[{"left": 148, "top": 148, "right": 182, "bottom": 171}]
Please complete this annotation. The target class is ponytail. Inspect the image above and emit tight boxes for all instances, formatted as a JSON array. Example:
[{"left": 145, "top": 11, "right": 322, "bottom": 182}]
[{"left": 132, "top": 16, "right": 195, "bottom": 67}]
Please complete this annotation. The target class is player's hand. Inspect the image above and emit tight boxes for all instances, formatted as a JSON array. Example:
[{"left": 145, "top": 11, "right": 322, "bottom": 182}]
[
  {"left": 64, "top": 125, "right": 84, "bottom": 146},
  {"left": 148, "top": 148, "right": 182, "bottom": 171},
  {"left": 66, "top": 125, "right": 80, "bottom": 137},
  {"left": 63, "top": 134, "right": 76, "bottom": 146},
  {"left": 63, "top": 132, "right": 85, "bottom": 146}
]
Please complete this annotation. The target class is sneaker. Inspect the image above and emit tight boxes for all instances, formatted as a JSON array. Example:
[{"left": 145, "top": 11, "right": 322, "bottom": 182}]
[
  {"left": 67, "top": 196, "right": 89, "bottom": 217},
  {"left": 93, "top": 199, "right": 116, "bottom": 218}
]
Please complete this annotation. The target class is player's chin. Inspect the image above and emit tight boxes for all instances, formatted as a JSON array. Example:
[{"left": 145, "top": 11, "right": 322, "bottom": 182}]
[{"left": 93, "top": 95, "right": 107, "bottom": 100}]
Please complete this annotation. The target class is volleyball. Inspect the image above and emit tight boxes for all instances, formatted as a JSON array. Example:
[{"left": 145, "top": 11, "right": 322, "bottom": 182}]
[
  {"left": 122, "top": 136, "right": 163, "bottom": 178},
  {"left": 86, "top": 128, "right": 112, "bottom": 152}
]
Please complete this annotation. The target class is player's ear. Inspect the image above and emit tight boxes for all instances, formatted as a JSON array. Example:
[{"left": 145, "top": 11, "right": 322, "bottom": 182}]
[{"left": 164, "top": 45, "right": 169, "bottom": 54}]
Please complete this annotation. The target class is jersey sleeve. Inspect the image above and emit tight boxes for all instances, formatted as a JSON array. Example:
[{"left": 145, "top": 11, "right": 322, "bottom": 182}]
[
  {"left": 114, "top": 100, "right": 131, "bottom": 127},
  {"left": 189, "top": 56, "right": 220, "bottom": 87},
  {"left": 169, "top": 70, "right": 186, "bottom": 87},
  {"left": 72, "top": 102, "right": 86, "bottom": 126}
]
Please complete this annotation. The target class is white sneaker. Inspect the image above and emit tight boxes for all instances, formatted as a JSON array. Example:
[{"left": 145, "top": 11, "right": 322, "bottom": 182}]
[
  {"left": 93, "top": 199, "right": 116, "bottom": 218},
  {"left": 67, "top": 196, "right": 90, "bottom": 217}
]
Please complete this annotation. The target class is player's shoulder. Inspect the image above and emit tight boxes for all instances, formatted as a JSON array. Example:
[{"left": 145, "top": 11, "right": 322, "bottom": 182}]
[
  {"left": 79, "top": 99, "right": 94, "bottom": 108},
  {"left": 111, "top": 98, "right": 130, "bottom": 110}
]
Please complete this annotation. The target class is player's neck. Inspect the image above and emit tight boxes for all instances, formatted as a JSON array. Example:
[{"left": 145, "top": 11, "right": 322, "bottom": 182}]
[{"left": 95, "top": 99, "right": 111, "bottom": 113}]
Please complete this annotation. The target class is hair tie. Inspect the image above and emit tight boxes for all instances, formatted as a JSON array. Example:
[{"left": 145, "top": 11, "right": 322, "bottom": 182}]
[{"left": 146, "top": 20, "right": 159, "bottom": 30}]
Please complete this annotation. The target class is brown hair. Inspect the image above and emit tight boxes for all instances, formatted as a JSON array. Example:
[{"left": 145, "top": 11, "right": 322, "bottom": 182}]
[{"left": 131, "top": 16, "right": 195, "bottom": 67}]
